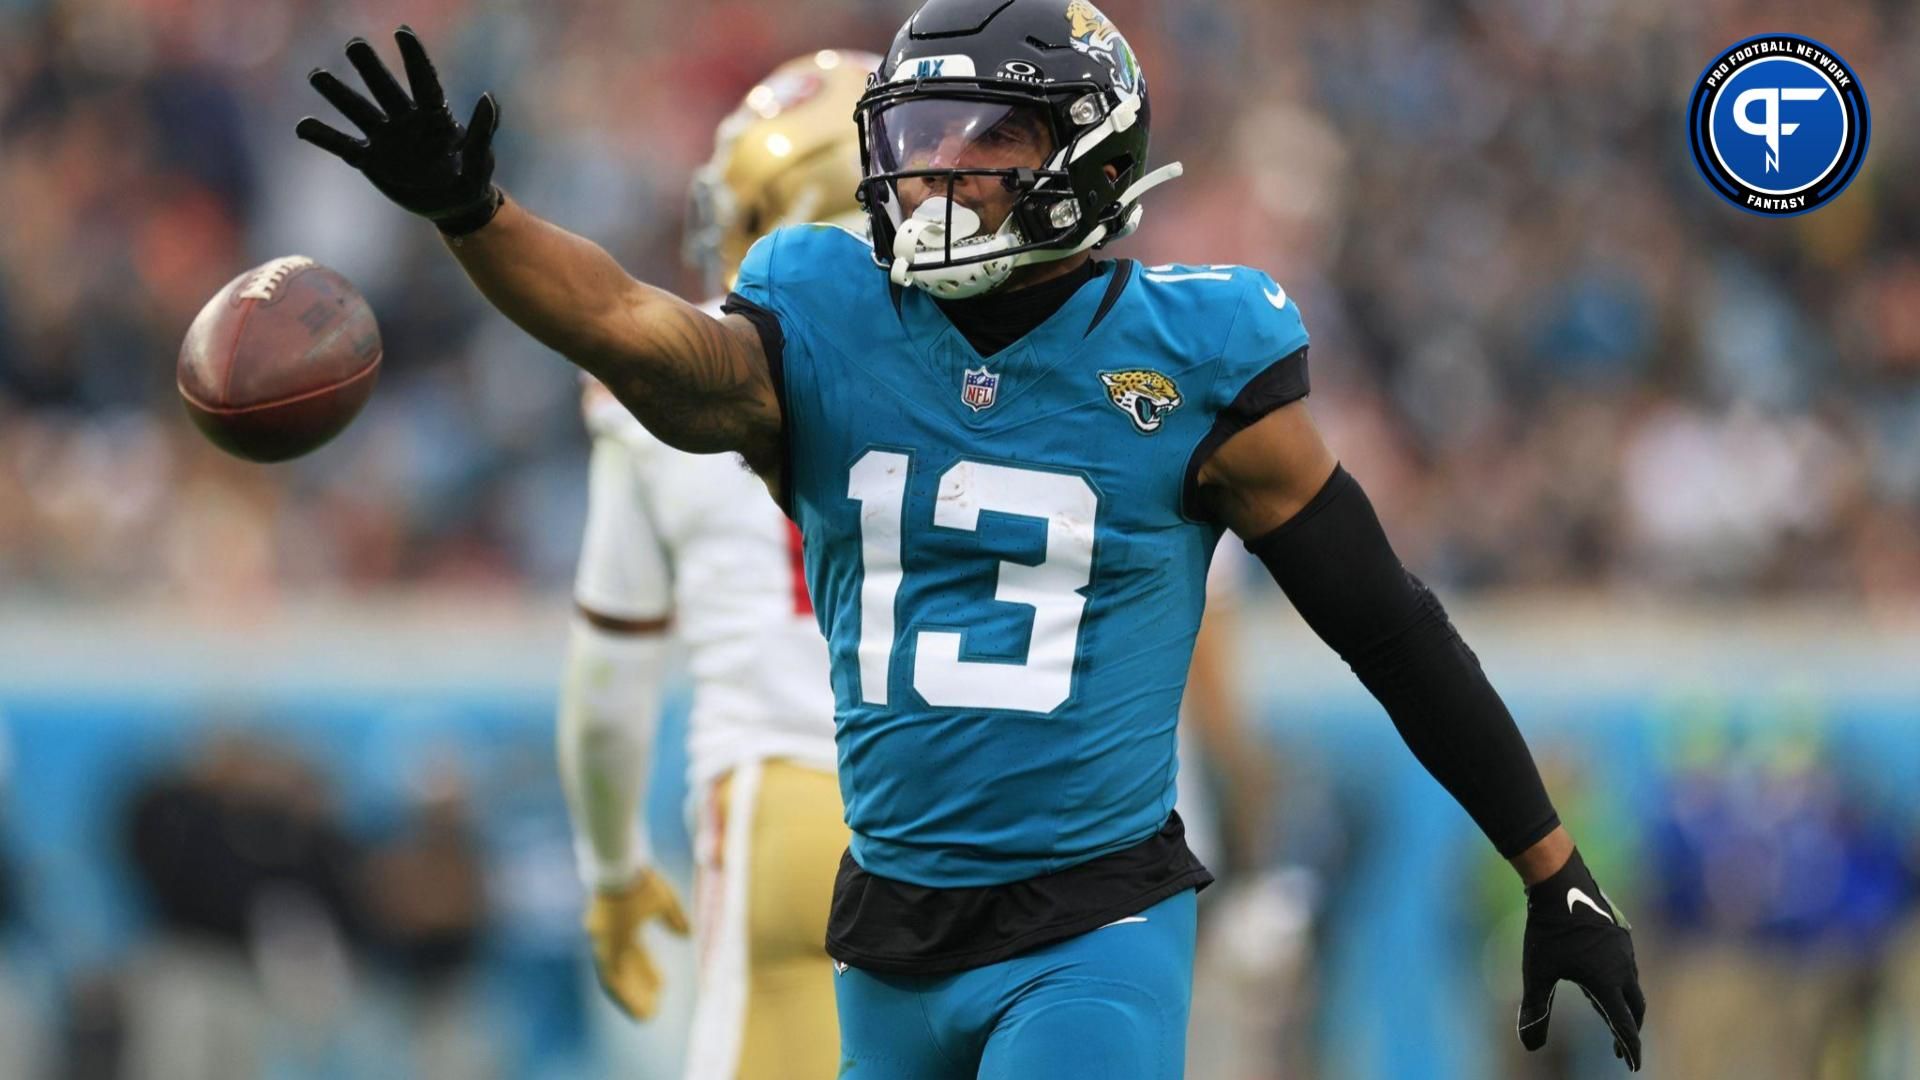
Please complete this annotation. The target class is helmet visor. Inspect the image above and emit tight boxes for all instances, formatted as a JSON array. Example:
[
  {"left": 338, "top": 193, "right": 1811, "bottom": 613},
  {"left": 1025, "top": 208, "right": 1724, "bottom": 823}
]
[
  {"left": 867, "top": 98, "right": 1060, "bottom": 228},
  {"left": 868, "top": 98, "right": 1056, "bottom": 175}
]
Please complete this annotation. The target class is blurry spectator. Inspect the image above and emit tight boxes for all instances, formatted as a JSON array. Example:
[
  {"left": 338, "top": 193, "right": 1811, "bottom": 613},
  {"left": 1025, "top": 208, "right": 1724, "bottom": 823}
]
[
  {"left": 55, "top": 973, "right": 126, "bottom": 1080},
  {"left": 0, "top": 720, "right": 16, "bottom": 940},
  {"left": 1639, "top": 718, "right": 1914, "bottom": 1080},
  {"left": 359, "top": 758, "right": 493, "bottom": 1080},
  {"left": 0, "top": 715, "right": 47, "bottom": 1080},
  {"left": 117, "top": 733, "right": 363, "bottom": 1080},
  {"left": 1870, "top": 904, "right": 1920, "bottom": 1075}
]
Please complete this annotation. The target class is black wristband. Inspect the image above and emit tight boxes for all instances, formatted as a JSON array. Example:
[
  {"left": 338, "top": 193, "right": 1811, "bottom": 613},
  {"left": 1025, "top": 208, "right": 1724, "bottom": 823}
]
[
  {"left": 1248, "top": 466, "right": 1560, "bottom": 858},
  {"left": 433, "top": 184, "right": 505, "bottom": 238}
]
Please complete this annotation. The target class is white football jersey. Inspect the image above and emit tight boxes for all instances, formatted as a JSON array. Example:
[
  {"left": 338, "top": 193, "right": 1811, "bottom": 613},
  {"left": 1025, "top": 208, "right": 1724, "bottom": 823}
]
[{"left": 574, "top": 306, "right": 836, "bottom": 789}]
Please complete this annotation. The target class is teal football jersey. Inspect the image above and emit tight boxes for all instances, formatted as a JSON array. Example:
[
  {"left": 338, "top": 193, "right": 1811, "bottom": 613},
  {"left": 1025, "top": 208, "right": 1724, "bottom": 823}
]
[{"left": 732, "top": 225, "right": 1309, "bottom": 887}]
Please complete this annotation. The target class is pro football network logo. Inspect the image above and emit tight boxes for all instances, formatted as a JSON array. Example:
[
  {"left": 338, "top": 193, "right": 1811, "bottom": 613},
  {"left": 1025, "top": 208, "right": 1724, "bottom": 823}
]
[
  {"left": 1687, "top": 34, "right": 1869, "bottom": 216},
  {"left": 961, "top": 365, "right": 1000, "bottom": 411}
]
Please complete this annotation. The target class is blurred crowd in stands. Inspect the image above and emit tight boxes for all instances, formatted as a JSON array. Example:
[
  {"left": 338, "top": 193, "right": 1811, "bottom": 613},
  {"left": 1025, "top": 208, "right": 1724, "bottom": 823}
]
[
  {"left": 2, "top": 0, "right": 1916, "bottom": 604},
  {"left": 0, "top": 729, "right": 496, "bottom": 1080}
]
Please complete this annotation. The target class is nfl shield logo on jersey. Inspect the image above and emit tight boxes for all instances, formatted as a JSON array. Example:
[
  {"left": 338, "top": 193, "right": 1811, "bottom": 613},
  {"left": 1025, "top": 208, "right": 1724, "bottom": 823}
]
[{"left": 961, "top": 365, "right": 1000, "bottom": 412}]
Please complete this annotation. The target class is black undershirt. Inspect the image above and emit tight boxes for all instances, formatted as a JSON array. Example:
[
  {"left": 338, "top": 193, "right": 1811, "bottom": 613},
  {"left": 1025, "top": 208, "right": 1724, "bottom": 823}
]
[
  {"left": 829, "top": 812, "right": 1212, "bottom": 975},
  {"left": 933, "top": 258, "right": 1103, "bottom": 356}
]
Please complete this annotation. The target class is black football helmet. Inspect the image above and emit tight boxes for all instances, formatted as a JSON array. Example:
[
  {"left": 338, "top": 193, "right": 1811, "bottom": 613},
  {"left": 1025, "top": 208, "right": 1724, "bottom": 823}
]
[{"left": 856, "top": 0, "right": 1183, "bottom": 297}]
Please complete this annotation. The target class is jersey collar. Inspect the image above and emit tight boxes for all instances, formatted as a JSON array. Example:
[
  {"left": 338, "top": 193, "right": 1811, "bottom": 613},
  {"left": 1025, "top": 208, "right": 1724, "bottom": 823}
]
[{"left": 894, "top": 259, "right": 1134, "bottom": 406}]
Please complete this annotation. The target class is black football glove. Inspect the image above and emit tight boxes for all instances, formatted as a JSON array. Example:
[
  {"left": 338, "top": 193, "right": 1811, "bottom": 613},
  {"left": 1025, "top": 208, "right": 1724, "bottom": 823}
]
[
  {"left": 297, "top": 26, "right": 503, "bottom": 236},
  {"left": 1517, "top": 849, "right": 1647, "bottom": 1071}
]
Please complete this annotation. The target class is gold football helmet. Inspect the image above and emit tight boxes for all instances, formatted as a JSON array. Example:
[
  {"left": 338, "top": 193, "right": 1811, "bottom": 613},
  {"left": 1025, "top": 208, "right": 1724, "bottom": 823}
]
[{"left": 685, "top": 49, "right": 878, "bottom": 295}]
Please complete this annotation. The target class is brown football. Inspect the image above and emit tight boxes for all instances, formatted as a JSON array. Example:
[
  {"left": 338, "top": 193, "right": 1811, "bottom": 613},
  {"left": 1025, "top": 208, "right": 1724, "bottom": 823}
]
[{"left": 177, "top": 256, "right": 382, "bottom": 463}]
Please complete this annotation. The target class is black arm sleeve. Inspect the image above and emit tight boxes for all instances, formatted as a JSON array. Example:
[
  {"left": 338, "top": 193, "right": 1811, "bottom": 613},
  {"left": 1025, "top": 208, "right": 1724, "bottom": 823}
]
[{"left": 1247, "top": 465, "right": 1560, "bottom": 858}]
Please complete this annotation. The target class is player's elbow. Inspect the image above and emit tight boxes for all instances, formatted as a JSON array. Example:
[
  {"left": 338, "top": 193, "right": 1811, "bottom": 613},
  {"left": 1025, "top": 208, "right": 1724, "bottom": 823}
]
[{"left": 560, "top": 611, "right": 670, "bottom": 730}]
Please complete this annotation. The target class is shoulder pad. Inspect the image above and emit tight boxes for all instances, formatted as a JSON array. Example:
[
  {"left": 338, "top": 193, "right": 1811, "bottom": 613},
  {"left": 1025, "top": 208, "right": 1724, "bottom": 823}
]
[
  {"left": 735, "top": 225, "right": 885, "bottom": 328},
  {"left": 1132, "top": 263, "right": 1306, "bottom": 363}
]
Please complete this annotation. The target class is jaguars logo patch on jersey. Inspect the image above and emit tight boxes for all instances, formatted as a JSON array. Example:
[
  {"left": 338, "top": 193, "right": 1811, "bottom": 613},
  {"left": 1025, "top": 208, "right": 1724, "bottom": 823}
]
[{"left": 1098, "top": 369, "right": 1182, "bottom": 434}]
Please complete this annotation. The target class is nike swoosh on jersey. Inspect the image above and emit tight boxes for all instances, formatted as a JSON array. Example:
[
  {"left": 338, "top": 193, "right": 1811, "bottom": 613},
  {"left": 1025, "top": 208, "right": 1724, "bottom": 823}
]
[
  {"left": 1099, "top": 915, "right": 1149, "bottom": 929},
  {"left": 1264, "top": 283, "right": 1289, "bottom": 309},
  {"left": 1566, "top": 887, "right": 1614, "bottom": 923}
]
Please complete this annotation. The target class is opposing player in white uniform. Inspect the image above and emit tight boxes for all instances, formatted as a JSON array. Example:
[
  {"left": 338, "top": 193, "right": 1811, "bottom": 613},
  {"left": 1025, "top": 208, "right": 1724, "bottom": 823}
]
[{"left": 552, "top": 50, "right": 876, "bottom": 1080}]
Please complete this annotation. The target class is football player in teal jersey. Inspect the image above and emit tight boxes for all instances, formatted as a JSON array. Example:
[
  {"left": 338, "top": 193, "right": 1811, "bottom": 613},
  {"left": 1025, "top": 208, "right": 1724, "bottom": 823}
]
[{"left": 297, "top": 3, "right": 1646, "bottom": 1074}]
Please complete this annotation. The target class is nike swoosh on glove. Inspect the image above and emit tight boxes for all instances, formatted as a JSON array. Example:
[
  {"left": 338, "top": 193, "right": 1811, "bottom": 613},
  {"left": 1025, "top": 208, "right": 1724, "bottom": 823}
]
[{"left": 1517, "top": 848, "right": 1647, "bottom": 1071}]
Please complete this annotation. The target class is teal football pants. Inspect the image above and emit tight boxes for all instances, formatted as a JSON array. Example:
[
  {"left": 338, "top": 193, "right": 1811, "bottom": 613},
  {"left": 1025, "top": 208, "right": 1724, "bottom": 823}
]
[{"left": 833, "top": 889, "right": 1197, "bottom": 1079}]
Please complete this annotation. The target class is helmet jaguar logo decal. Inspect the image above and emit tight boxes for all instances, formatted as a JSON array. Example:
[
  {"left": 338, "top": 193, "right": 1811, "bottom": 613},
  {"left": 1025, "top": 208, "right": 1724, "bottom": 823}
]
[{"left": 1066, "top": 0, "right": 1139, "bottom": 92}]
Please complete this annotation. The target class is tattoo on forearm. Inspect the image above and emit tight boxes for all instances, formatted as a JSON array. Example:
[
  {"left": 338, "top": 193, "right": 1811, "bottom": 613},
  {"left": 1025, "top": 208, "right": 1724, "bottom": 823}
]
[
  {"left": 592, "top": 302, "right": 779, "bottom": 465},
  {"left": 448, "top": 214, "right": 778, "bottom": 464}
]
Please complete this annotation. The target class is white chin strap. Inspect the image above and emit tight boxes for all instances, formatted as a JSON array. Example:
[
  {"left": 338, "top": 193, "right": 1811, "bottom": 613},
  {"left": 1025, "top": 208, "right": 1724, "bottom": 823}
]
[{"left": 889, "top": 161, "right": 1186, "bottom": 300}]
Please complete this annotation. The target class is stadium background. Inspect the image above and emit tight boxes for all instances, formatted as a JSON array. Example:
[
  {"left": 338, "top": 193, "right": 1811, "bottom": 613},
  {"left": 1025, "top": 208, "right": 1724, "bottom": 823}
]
[{"left": 2, "top": 0, "right": 1918, "bottom": 1076}]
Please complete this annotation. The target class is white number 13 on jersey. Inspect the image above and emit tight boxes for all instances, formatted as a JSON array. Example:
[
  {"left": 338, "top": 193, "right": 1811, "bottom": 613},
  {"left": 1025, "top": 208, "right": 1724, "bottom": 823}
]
[{"left": 848, "top": 450, "right": 1096, "bottom": 713}]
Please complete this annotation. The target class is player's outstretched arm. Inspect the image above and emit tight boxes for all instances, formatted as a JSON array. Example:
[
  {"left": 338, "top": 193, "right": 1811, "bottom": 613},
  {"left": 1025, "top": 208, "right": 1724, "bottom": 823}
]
[
  {"left": 448, "top": 199, "right": 782, "bottom": 469},
  {"left": 296, "top": 28, "right": 781, "bottom": 473},
  {"left": 1196, "top": 402, "right": 1646, "bottom": 1071}
]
